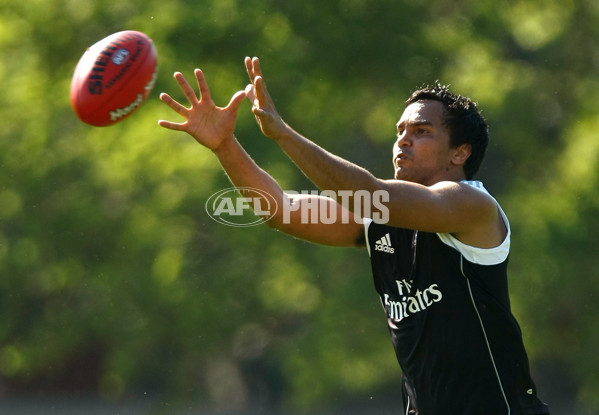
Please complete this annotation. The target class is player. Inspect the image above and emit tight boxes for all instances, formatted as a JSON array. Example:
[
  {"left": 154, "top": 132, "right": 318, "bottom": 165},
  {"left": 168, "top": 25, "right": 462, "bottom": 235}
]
[{"left": 158, "top": 57, "right": 549, "bottom": 414}]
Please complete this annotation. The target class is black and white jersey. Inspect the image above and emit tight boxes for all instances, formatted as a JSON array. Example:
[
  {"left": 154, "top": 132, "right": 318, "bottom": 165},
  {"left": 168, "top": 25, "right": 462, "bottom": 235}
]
[{"left": 365, "top": 181, "right": 549, "bottom": 415}]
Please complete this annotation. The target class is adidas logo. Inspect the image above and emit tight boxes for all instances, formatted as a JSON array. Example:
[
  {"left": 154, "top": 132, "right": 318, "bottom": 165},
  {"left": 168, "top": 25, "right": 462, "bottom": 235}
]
[{"left": 375, "top": 233, "right": 394, "bottom": 254}]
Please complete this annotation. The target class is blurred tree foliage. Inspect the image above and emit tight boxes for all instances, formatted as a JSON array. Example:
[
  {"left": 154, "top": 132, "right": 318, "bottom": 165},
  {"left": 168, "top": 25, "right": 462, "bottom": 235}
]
[{"left": 1, "top": 0, "right": 599, "bottom": 412}]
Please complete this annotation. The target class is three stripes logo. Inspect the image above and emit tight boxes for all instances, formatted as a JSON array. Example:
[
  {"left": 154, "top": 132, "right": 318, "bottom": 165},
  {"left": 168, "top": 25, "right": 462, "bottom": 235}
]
[{"left": 375, "top": 233, "right": 394, "bottom": 254}]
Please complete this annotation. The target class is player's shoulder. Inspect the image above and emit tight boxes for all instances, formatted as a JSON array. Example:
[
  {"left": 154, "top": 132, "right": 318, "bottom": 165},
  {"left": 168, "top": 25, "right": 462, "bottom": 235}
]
[
  {"left": 459, "top": 180, "right": 491, "bottom": 193},
  {"left": 429, "top": 180, "right": 495, "bottom": 203},
  {"left": 430, "top": 179, "right": 486, "bottom": 191}
]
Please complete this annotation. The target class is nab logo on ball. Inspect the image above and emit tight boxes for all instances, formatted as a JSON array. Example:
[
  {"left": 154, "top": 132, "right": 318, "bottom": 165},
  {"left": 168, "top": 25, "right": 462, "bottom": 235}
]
[
  {"left": 70, "top": 30, "right": 158, "bottom": 126},
  {"left": 205, "top": 187, "right": 278, "bottom": 227},
  {"left": 112, "top": 49, "right": 130, "bottom": 65}
]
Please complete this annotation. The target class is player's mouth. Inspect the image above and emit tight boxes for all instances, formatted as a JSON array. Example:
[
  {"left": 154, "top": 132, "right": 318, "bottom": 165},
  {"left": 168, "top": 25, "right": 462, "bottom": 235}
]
[{"left": 394, "top": 153, "right": 408, "bottom": 167}]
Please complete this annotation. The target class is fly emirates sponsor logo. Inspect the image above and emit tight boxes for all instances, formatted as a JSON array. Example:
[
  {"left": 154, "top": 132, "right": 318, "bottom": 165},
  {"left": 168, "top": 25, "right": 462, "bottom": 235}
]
[{"left": 383, "top": 279, "right": 443, "bottom": 323}]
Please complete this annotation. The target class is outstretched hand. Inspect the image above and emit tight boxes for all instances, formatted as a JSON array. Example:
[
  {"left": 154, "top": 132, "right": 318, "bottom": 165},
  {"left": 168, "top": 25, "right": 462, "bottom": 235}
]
[
  {"left": 158, "top": 69, "right": 246, "bottom": 150},
  {"left": 244, "top": 57, "right": 289, "bottom": 140}
]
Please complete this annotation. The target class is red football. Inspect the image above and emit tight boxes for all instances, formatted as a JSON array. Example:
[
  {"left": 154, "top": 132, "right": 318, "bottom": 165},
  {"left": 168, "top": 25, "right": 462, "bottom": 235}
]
[{"left": 70, "top": 30, "right": 158, "bottom": 127}]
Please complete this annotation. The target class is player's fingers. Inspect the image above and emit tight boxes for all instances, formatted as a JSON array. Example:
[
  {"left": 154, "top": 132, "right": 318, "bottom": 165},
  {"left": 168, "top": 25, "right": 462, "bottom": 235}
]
[
  {"left": 251, "top": 57, "right": 263, "bottom": 78},
  {"left": 254, "top": 76, "right": 272, "bottom": 106},
  {"left": 194, "top": 68, "right": 212, "bottom": 103},
  {"left": 245, "top": 56, "right": 255, "bottom": 80},
  {"left": 252, "top": 107, "right": 270, "bottom": 120},
  {"left": 173, "top": 72, "right": 199, "bottom": 105},
  {"left": 159, "top": 93, "right": 188, "bottom": 115},
  {"left": 158, "top": 119, "right": 187, "bottom": 131}
]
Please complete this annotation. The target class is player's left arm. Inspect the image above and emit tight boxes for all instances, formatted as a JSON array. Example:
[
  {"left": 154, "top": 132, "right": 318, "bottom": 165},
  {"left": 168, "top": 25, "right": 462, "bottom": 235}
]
[{"left": 244, "top": 57, "right": 504, "bottom": 248}]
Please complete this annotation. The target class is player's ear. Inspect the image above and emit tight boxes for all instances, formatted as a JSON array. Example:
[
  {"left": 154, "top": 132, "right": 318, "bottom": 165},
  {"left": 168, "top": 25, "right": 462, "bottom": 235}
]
[{"left": 451, "top": 143, "right": 472, "bottom": 167}]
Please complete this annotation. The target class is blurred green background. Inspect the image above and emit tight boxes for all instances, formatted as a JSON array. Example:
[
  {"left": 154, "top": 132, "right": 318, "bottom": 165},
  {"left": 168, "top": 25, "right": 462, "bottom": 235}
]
[{"left": 2, "top": 0, "right": 599, "bottom": 413}]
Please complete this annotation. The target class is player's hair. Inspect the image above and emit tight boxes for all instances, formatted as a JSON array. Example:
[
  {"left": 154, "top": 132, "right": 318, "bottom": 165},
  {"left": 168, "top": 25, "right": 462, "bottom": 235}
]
[{"left": 405, "top": 82, "right": 488, "bottom": 180}]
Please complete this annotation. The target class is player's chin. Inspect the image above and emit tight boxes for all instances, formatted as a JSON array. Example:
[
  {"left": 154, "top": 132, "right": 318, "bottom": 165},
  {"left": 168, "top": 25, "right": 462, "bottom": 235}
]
[
  {"left": 394, "top": 169, "right": 417, "bottom": 183},
  {"left": 394, "top": 168, "right": 406, "bottom": 181}
]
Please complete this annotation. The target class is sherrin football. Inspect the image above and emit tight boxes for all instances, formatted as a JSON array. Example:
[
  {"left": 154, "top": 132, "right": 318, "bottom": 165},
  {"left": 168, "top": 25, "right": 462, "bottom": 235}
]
[{"left": 70, "top": 30, "right": 158, "bottom": 126}]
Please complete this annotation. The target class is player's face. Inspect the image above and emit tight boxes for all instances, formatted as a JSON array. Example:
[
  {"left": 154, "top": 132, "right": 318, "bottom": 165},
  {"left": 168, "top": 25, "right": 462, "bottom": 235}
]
[{"left": 392, "top": 100, "right": 459, "bottom": 185}]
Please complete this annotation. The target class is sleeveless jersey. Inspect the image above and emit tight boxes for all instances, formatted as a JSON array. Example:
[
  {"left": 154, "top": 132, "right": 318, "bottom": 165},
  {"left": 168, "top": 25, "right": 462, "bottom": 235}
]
[{"left": 364, "top": 181, "right": 549, "bottom": 415}]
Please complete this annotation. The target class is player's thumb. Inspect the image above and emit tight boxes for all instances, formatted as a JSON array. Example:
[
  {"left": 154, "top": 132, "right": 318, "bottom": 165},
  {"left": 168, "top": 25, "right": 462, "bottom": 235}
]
[
  {"left": 226, "top": 90, "right": 247, "bottom": 113},
  {"left": 244, "top": 83, "right": 256, "bottom": 103}
]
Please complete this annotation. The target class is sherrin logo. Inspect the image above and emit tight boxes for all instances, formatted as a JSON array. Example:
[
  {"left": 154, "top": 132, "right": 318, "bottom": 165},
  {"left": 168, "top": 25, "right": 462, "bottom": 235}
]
[{"left": 205, "top": 187, "right": 278, "bottom": 227}]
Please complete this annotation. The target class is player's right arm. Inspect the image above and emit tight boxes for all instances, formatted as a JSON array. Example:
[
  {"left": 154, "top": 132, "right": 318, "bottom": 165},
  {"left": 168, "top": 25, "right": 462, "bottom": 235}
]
[
  {"left": 158, "top": 69, "right": 364, "bottom": 248},
  {"left": 213, "top": 137, "right": 364, "bottom": 247}
]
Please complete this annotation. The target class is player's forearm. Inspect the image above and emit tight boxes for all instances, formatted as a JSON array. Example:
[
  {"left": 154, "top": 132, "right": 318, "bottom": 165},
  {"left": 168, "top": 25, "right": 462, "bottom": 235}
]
[
  {"left": 273, "top": 125, "right": 380, "bottom": 195},
  {"left": 212, "top": 135, "right": 286, "bottom": 217}
]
